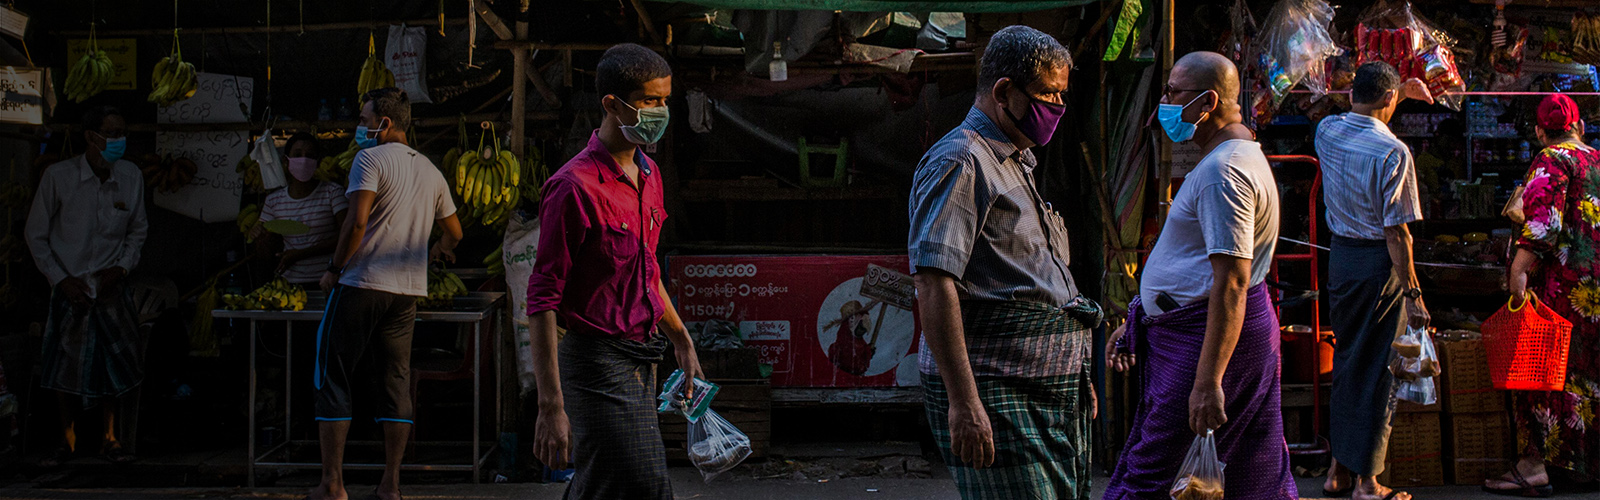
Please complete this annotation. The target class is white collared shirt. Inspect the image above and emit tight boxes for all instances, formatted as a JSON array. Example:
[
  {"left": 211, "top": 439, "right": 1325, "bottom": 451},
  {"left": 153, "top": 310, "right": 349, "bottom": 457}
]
[{"left": 25, "top": 154, "right": 148, "bottom": 296}]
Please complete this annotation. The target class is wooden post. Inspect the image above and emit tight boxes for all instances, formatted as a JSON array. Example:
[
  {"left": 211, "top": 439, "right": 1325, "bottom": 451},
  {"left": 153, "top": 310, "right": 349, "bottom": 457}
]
[
  {"left": 1156, "top": 0, "right": 1175, "bottom": 223},
  {"left": 512, "top": 20, "right": 527, "bottom": 155},
  {"left": 628, "top": 0, "right": 664, "bottom": 45}
]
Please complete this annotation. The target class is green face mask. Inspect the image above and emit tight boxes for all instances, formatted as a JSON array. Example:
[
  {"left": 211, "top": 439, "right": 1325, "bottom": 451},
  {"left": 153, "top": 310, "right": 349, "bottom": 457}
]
[{"left": 618, "top": 99, "right": 670, "bottom": 145}]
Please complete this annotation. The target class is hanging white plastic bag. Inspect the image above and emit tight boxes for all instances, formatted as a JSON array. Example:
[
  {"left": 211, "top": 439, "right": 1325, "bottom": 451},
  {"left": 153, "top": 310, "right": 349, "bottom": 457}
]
[
  {"left": 503, "top": 211, "right": 540, "bottom": 394},
  {"left": 251, "top": 130, "right": 286, "bottom": 191},
  {"left": 1253, "top": 0, "right": 1342, "bottom": 103},
  {"left": 1390, "top": 326, "right": 1441, "bottom": 405},
  {"left": 686, "top": 408, "right": 752, "bottom": 482},
  {"left": 385, "top": 24, "right": 432, "bottom": 103},
  {"left": 1170, "top": 429, "right": 1224, "bottom": 500}
]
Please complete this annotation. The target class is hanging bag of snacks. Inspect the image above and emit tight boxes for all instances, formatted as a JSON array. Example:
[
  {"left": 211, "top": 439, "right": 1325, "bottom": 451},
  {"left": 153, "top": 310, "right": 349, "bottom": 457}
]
[{"left": 1355, "top": 0, "right": 1466, "bottom": 109}]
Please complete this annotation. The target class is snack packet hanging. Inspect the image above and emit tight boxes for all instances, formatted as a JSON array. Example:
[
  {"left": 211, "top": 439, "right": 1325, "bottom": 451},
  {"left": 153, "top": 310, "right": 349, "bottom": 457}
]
[
  {"left": 1356, "top": 0, "right": 1465, "bottom": 109},
  {"left": 657, "top": 369, "right": 721, "bottom": 423},
  {"left": 1170, "top": 429, "right": 1225, "bottom": 500},
  {"left": 686, "top": 408, "right": 753, "bottom": 482},
  {"left": 1389, "top": 326, "right": 1441, "bottom": 405},
  {"left": 1252, "top": 0, "right": 1342, "bottom": 104}
]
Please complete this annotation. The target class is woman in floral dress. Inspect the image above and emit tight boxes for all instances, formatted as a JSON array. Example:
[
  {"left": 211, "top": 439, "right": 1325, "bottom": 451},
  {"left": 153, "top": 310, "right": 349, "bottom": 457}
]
[{"left": 1495, "top": 94, "right": 1600, "bottom": 497}]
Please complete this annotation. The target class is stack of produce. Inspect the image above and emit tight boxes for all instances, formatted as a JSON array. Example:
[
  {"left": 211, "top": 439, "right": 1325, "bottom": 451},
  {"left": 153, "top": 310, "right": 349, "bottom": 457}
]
[
  {"left": 139, "top": 153, "right": 198, "bottom": 193},
  {"left": 64, "top": 27, "right": 115, "bottom": 103},
  {"left": 237, "top": 204, "right": 262, "bottom": 242},
  {"left": 484, "top": 247, "right": 504, "bottom": 276},
  {"left": 357, "top": 33, "right": 395, "bottom": 96},
  {"left": 236, "top": 154, "right": 263, "bottom": 193},
  {"left": 316, "top": 140, "right": 361, "bottom": 185},
  {"left": 147, "top": 31, "right": 197, "bottom": 107},
  {"left": 420, "top": 268, "right": 467, "bottom": 308},
  {"left": 222, "top": 277, "right": 309, "bottom": 311}
]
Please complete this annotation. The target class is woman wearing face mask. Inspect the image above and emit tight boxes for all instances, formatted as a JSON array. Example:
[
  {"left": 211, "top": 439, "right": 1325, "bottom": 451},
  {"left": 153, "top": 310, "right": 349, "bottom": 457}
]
[{"left": 251, "top": 131, "right": 348, "bottom": 285}]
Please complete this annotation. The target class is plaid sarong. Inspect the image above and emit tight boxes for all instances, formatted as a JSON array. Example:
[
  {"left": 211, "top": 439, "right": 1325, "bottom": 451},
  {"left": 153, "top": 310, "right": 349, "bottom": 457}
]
[
  {"left": 921, "top": 299, "right": 1098, "bottom": 500},
  {"left": 39, "top": 282, "right": 144, "bottom": 405},
  {"left": 558, "top": 331, "right": 671, "bottom": 500}
]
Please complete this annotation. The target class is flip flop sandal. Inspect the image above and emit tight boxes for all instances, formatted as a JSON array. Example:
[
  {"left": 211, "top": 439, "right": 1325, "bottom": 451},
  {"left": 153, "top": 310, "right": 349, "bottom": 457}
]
[
  {"left": 38, "top": 446, "right": 72, "bottom": 468},
  {"left": 1380, "top": 491, "right": 1406, "bottom": 500},
  {"left": 1483, "top": 467, "right": 1554, "bottom": 498},
  {"left": 100, "top": 443, "right": 136, "bottom": 464},
  {"left": 1322, "top": 486, "right": 1354, "bottom": 497}
]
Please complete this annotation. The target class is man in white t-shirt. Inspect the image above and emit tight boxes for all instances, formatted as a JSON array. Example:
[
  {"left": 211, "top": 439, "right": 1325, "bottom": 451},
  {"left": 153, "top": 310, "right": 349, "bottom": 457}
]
[
  {"left": 1104, "top": 52, "right": 1295, "bottom": 500},
  {"left": 309, "top": 88, "right": 462, "bottom": 500}
]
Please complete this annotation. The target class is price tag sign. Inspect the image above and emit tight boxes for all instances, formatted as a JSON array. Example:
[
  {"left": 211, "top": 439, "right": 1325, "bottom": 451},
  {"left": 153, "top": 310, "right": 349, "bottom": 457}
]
[
  {"left": 859, "top": 264, "right": 915, "bottom": 311},
  {"left": 0, "top": 67, "right": 47, "bottom": 125},
  {"left": 0, "top": 5, "right": 29, "bottom": 39}
]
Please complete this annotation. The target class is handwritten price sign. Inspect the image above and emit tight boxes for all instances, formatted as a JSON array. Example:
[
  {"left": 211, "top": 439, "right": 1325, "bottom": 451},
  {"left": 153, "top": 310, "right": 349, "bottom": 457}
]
[
  {"left": 155, "top": 72, "right": 253, "bottom": 223},
  {"left": 0, "top": 67, "right": 45, "bottom": 124}
]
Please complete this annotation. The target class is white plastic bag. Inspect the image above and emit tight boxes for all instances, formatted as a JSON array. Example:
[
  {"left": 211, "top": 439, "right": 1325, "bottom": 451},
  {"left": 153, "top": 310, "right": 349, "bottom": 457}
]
[
  {"left": 503, "top": 212, "right": 540, "bottom": 394},
  {"left": 1390, "top": 326, "right": 1441, "bottom": 405},
  {"left": 385, "top": 25, "right": 431, "bottom": 103},
  {"left": 1170, "top": 429, "right": 1224, "bottom": 500},
  {"left": 251, "top": 130, "right": 286, "bottom": 191},
  {"left": 1253, "top": 0, "right": 1342, "bottom": 103},
  {"left": 687, "top": 409, "right": 752, "bottom": 482}
]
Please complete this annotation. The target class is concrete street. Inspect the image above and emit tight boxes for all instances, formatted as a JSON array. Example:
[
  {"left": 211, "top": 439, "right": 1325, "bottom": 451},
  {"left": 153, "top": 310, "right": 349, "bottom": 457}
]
[{"left": 0, "top": 468, "right": 1570, "bottom": 499}]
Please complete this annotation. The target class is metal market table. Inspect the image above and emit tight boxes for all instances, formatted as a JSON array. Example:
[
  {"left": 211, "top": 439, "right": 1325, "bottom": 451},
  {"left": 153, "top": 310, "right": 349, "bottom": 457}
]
[{"left": 215, "top": 291, "right": 504, "bottom": 485}]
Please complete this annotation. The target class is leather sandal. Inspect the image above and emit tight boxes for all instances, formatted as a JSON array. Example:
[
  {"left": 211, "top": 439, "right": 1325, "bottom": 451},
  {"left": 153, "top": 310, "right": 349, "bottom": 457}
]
[{"left": 1484, "top": 467, "right": 1554, "bottom": 497}]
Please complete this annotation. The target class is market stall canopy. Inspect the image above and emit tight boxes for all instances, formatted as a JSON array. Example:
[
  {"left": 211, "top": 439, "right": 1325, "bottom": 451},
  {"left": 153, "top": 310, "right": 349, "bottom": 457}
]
[{"left": 647, "top": 0, "right": 1103, "bottom": 12}]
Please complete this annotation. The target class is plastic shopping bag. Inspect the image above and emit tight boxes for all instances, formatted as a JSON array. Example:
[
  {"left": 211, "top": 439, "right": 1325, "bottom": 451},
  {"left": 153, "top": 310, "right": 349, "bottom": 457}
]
[
  {"left": 687, "top": 408, "right": 752, "bottom": 482},
  {"left": 385, "top": 24, "right": 432, "bottom": 103},
  {"left": 251, "top": 130, "right": 286, "bottom": 191},
  {"left": 1390, "top": 326, "right": 1441, "bottom": 405},
  {"left": 1170, "top": 429, "right": 1225, "bottom": 500}
]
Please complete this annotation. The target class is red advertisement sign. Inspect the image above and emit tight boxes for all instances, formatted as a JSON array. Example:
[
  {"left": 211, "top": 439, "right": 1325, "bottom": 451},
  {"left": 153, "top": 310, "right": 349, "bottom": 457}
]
[{"left": 667, "top": 255, "right": 923, "bottom": 388}]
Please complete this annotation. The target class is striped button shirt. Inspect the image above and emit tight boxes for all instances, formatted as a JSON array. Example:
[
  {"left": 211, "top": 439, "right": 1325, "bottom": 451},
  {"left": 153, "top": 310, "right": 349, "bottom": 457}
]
[
  {"left": 1315, "top": 112, "right": 1423, "bottom": 240},
  {"left": 907, "top": 107, "right": 1079, "bottom": 307}
]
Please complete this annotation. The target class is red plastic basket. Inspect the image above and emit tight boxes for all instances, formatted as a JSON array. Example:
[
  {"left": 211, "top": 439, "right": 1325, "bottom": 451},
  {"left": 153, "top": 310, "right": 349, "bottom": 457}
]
[{"left": 1481, "top": 295, "right": 1572, "bottom": 391}]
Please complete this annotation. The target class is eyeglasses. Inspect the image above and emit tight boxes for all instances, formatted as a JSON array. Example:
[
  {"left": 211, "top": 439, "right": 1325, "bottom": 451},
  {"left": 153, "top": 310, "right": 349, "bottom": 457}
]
[{"left": 1162, "top": 83, "right": 1207, "bottom": 99}]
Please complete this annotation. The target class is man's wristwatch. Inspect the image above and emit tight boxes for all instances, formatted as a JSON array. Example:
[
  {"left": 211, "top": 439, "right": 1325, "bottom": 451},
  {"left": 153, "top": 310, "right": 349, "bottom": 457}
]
[
  {"left": 1403, "top": 287, "right": 1423, "bottom": 299},
  {"left": 326, "top": 262, "right": 344, "bottom": 274}
]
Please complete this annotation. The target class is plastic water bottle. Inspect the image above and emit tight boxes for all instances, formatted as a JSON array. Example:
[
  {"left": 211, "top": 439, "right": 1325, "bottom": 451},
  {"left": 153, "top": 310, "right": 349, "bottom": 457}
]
[
  {"left": 317, "top": 98, "right": 333, "bottom": 121},
  {"left": 337, "top": 98, "right": 354, "bottom": 121}
]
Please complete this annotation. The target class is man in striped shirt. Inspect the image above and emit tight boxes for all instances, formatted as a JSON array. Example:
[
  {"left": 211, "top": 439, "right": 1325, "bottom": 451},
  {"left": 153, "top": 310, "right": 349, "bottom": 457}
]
[{"left": 1315, "top": 61, "right": 1433, "bottom": 500}]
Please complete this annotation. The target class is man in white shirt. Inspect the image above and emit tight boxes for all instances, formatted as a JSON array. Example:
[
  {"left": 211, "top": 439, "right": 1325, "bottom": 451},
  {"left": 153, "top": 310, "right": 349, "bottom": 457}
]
[
  {"left": 25, "top": 106, "right": 148, "bottom": 466},
  {"left": 309, "top": 88, "right": 462, "bottom": 500}
]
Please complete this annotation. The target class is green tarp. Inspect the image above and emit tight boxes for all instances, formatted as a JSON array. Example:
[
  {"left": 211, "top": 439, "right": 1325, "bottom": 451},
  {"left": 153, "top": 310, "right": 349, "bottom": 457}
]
[{"left": 650, "top": 0, "right": 1103, "bottom": 13}]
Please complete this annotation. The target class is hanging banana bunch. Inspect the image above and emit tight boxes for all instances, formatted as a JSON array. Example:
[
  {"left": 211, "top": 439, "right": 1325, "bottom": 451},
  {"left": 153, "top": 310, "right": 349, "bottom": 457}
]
[
  {"left": 453, "top": 123, "right": 522, "bottom": 227},
  {"left": 64, "top": 24, "right": 116, "bottom": 103},
  {"left": 356, "top": 32, "right": 395, "bottom": 97},
  {"left": 314, "top": 140, "right": 361, "bottom": 186},
  {"left": 440, "top": 115, "right": 468, "bottom": 188},
  {"left": 148, "top": 29, "right": 197, "bottom": 106}
]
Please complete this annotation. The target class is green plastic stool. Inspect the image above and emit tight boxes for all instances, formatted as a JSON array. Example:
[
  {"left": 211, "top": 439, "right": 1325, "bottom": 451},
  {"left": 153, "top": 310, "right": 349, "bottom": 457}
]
[{"left": 798, "top": 137, "right": 849, "bottom": 187}]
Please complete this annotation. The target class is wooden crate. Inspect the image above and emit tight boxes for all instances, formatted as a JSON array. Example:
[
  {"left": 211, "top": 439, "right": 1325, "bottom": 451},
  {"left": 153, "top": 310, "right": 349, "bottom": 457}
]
[
  {"left": 1446, "top": 412, "right": 1513, "bottom": 485},
  {"left": 1438, "top": 336, "right": 1506, "bottom": 414},
  {"left": 1379, "top": 412, "right": 1445, "bottom": 487},
  {"left": 1453, "top": 458, "right": 1512, "bottom": 486},
  {"left": 660, "top": 381, "right": 771, "bottom": 462}
]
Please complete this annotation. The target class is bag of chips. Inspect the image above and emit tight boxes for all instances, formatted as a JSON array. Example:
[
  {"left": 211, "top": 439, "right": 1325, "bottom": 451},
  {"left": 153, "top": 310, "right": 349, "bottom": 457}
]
[{"left": 1356, "top": 0, "right": 1465, "bottom": 109}]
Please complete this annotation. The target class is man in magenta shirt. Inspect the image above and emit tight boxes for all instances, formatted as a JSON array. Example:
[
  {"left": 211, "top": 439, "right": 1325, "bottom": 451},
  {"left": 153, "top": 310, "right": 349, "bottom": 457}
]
[{"left": 525, "top": 43, "right": 702, "bottom": 500}]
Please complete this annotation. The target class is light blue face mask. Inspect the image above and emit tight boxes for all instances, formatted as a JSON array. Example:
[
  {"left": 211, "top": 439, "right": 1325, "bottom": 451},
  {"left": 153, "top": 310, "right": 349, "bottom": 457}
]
[
  {"left": 99, "top": 136, "right": 127, "bottom": 163},
  {"left": 1157, "top": 90, "right": 1214, "bottom": 143},
  {"left": 618, "top": 100, "right": 670, "bottom": 145},
  {"left": 354, "top": 118, "right": 388, "bottom": 149}
]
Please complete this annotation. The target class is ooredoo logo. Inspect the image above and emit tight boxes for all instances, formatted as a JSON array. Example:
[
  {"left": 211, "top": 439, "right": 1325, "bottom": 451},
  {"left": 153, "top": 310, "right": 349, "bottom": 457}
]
[{"left": 684, "top": 264, "right": 757, "bottom": 278}]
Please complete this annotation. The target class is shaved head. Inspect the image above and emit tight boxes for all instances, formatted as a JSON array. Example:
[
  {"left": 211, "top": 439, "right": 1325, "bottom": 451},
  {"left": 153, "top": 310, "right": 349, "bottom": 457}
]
[{"left": 1172, "top": 51, "right": 1240, "bottom": 105}]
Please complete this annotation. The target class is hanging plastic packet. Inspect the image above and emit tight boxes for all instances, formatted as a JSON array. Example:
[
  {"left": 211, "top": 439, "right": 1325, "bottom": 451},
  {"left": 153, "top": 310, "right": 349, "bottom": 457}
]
[
  {"left": 1251, "top": 0, "right": 1341, "bottom": 104},
  {"left": 1390, "top": 326, "right": 1441, "bottom": 405},
  {"left": 686, "top": 408, "right": 753, "bottom": 482},
  {"left": 657, "top": 369, "right": 721, "bottom": 423},
  {"left": 1170, "top": 429, "right": 1225, "bottom": 500},
  {"left": 1356, "top": 0, "right": 1465, "bottom": 109}
]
